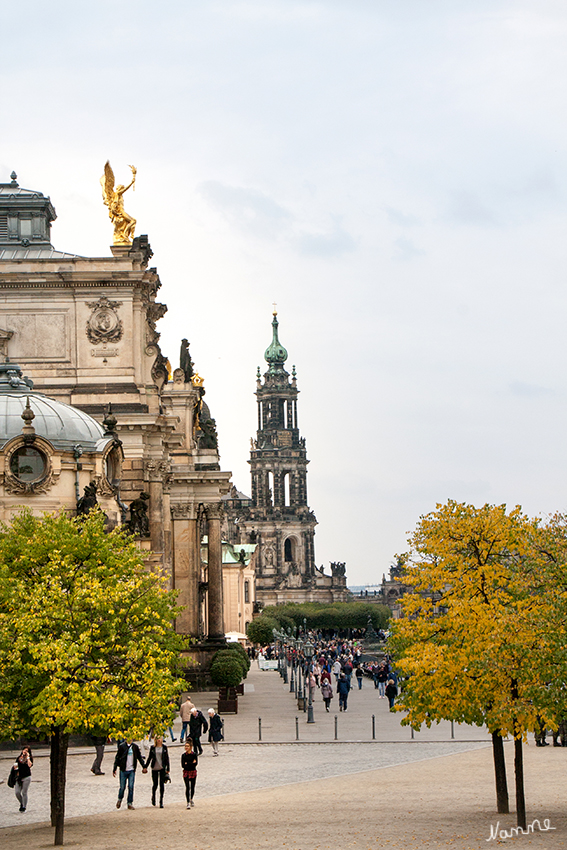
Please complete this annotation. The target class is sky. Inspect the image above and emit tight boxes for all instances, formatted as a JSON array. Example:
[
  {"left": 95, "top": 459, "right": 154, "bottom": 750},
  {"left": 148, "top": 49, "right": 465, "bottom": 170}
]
[{"left": 2, "top": 0, "right": 567, "bottom": 585}]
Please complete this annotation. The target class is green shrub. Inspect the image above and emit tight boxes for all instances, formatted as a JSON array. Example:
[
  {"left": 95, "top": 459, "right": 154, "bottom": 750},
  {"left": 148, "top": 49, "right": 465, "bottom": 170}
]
[
  {"left": 225, "top": 642, "right": 250, "bottom": 671},
  {"left": 212, "top": 648, "right": 248, "bottom": 679},
  {"left": 210, "top": 655, "right": 243, "bottom": 688}
]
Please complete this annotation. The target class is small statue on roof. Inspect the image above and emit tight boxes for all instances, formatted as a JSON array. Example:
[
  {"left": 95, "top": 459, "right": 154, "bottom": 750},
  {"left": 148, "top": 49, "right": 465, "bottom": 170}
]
[
  {"left": 180, "top": 339, "right": 194, "bottom": 382},
  {"left": 100, "top": 161, "right": 137, "bottom": 245}
]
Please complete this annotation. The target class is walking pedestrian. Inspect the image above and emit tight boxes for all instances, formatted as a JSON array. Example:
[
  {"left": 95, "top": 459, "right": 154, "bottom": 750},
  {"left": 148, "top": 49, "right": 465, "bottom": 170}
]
[
  {"left": 181, "top": 740, "right": 198, "bottom": 809},
  {"left": 321, "top": 679, "right": 334, "bottom": 712},
  {"left": 332, "top": 659, "right": 341, "bottom": 682},
  {"left": 355, "top": 666, "right": 364, "bottom": 690},
  {"left": 179, "top": 695, "right": 195, "bottom": 742},
  {"left": 113, "top": 738, "right": 146, "bottom": 810},
  {"left": 189, "top": 706, "right": 208, "bottom": 755},
  {"left": 207, "top": 708, "right": 224, "bottom": 755},
  {"left": 337, "top": 673, "right": 350, "bottom": 712},
  {"left": 385, "top": 678, "right": 398, "bottom": 710},
  {"left": 89, "top": 732, "right": 107, "bottom": 775},
  {"left": 377, "top": 663, "right": 388, "bottom": 698},
  {"left": 13, "top": 746, "right": 33, "bottom": 813},
  {"left": 144, "top": 735, "right": 170, "bottom": 808}
]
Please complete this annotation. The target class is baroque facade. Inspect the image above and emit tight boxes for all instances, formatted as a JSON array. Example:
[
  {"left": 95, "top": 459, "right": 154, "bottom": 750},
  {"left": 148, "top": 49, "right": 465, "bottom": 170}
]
[
  {"left": 223, "top": 312, "right": 348, "bottom": 605},
  {"left": 0, "top": 172, "right": 232, "bottom": 673}
]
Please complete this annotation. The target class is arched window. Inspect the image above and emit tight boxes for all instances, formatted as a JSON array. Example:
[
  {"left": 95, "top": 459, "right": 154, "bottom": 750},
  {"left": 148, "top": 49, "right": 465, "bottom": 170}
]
[
  {"left": 244, "top": 580, "right": 250, "bottom": 603},
  {"left": 283, "top": 472, "right": 290, "bottom": 506},
  {"left": 284, "top": 537, "right": 295, "bottom": 562}
]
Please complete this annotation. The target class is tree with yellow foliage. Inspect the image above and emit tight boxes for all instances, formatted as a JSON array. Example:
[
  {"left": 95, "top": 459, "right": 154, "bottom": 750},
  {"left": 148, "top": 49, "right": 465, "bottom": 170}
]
[
  {"left": 0, "top": 509, "right": 183, "bottom": 846},
  {"left": 390, "top": 500, "right": 565, "bottom": 830}
]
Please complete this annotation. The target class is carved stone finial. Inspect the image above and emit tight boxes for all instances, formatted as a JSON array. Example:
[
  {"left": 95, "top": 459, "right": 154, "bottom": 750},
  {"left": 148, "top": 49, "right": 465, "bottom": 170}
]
[
  {"left": 102, "top": 403, "right": 118, "bottom": 434},
  {"left": 10, "top": 171, "right": 18, "bottom": 186},
  {"left": 21, "top": 397, "right": 35, "bottom": 436}
]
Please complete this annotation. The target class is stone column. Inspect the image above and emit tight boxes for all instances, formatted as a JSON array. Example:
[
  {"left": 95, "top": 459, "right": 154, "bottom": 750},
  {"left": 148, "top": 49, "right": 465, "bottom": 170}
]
[
  {"left": 206, "top": 503, "right": 224, "bottom": 640},
  {"left": 172, "top": 503, "right": 200, "bottom": 636},
  {"left": 145, "top": 459, "right": 168, "bottom": 556}
]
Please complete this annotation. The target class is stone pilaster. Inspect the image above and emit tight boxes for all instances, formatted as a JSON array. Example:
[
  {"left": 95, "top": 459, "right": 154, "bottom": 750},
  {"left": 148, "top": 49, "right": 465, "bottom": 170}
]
[
  {"left": 171, "top": 502, "right": 200, "bottom": 636},
  {"left": 206, "top": 502, "right": 224, "bottom": 640},
  {"left": 145, "top": 459, "right": 169, "bottom": 556}
]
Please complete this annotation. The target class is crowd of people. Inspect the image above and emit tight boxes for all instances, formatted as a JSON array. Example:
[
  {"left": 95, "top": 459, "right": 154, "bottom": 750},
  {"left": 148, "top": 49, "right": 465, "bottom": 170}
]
[
  {"left": 8, "top": 701, "right": 225, "bottom": 814},
  {"left": 268, "top": 635, "right": 400, "bottom": 713},
  {"left": 9, "top": 634, "right": 399, "bottom": 815}
]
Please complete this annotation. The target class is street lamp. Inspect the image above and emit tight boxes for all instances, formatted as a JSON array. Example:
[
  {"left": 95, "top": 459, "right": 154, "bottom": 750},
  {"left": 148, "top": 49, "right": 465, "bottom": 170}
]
[
  {"left": 289, "top": 638, "right": 296, "bottom": 693},
  {"left": 305, "top": 639, "right": 315, "bottom": 723}
]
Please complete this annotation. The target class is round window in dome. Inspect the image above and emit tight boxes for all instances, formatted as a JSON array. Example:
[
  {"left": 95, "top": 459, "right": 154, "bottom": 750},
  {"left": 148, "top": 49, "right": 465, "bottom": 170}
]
[{"left": 9, "top": 446, "right": 47, "bottom": 482}]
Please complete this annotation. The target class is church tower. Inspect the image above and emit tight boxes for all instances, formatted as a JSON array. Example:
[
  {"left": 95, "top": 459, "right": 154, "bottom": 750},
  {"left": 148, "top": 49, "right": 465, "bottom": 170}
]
[{"left": 225, "top": 311, "right": 348, "bottom": 605}]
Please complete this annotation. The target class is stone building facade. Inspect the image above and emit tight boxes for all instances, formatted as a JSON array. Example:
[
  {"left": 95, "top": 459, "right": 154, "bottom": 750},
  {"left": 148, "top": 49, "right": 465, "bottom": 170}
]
[
  {"left": 0, "top": 173, "right": 231, "bottom": 673},
  {"left": 224, "top": 312, "right": 348, "bottom": 605}
]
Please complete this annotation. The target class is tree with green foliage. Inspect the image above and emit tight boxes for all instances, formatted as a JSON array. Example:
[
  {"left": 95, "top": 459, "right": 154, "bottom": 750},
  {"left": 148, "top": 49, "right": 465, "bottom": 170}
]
[
  {"left": 0, "top": 509, "right": 183, "bottom": 846},
  {"left": 246, "top": 615, "right": 279, "bottom": 645},
  {"left": 390, "top": 500, "right": 567, "bottom": 830},
  {"left": 262, "top": 601, "right": 390, "bottom": 633}
]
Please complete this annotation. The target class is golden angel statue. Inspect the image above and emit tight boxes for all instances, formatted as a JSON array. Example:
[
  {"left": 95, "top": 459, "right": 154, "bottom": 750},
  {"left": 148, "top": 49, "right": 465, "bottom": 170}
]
[{"left": 100, "top": 161, "right": 137, "bottom": 245}]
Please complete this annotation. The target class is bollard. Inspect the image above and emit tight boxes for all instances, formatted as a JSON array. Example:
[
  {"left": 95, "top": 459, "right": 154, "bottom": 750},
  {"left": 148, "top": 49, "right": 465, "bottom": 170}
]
[
  {"left": 451, "top": 720, "right": 454, "bottom": 740},
  {"left": 411, "top": 726, "right": 414, "bottom": 739},
  {"left": 372, "top": 714, "right": 376, "bottom": 740},
  {"left": 334, "top": 715, "right": 338, "bottom": 740},
  {"left": 295, "top": 716, "right": 299, "bottom": 741},
  {"left": 258, "top": 717, "right": 262, "bottom": 741}
]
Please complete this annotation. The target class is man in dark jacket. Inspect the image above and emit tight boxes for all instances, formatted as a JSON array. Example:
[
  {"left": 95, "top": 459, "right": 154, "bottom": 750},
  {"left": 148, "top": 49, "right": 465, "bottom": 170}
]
[
  {"left": 113, "top": 739, "right": 146, "bottom": 810},
  {"left": 337, "top": 673, "right": 350, "bottom": 712},
  {"left": 189, "top": 707, "right": 209, "bottom": 755}
]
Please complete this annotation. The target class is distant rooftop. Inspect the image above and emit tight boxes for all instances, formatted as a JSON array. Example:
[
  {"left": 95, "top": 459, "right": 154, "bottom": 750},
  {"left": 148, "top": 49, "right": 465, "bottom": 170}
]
[{"left": 0, "top": 171, "right": 80, "bottom": 259}]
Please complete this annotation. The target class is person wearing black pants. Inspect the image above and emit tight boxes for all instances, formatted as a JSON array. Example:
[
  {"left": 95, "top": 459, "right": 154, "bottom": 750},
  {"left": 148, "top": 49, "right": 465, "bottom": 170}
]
[
  {"left": 144, "top": 736, "right": 170, "bottom": 808},
  {"left": 181, "top": 740, "right": 198, "bottom": 809}
]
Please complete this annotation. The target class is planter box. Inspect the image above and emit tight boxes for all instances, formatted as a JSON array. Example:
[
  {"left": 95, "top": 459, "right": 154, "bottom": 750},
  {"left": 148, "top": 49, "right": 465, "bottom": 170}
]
[
  {"left": 235, "top": 683, "right": 245, "bottom": 696},
  {"left": 218, "top": 686, "right": 238, "bottom": 714}
]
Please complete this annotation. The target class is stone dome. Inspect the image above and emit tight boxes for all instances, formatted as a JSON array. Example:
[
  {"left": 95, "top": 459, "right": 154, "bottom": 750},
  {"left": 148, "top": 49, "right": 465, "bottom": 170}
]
[{"left": 0, "top": 362, "right": 107, "bottom": 451}]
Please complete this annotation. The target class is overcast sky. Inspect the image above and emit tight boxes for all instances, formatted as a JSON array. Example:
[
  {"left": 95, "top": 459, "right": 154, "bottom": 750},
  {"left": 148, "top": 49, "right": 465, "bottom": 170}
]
[{"left": 3, "top": 1, "right": 567, "bottom": 585}]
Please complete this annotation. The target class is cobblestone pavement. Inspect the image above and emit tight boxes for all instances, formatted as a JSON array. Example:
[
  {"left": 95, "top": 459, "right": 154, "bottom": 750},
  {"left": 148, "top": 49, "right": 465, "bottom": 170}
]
[
  {"left": 0, "top": 740, "right": 489, "bottom": 828},
  {"left": 0, "top": 664, "right": 492, "bottom": 829}
]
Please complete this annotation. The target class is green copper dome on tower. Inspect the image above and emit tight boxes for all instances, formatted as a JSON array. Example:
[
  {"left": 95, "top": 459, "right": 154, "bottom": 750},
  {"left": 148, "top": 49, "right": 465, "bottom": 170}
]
[{"left": 264, "top": 310, "right": 288, "bottom": 375}]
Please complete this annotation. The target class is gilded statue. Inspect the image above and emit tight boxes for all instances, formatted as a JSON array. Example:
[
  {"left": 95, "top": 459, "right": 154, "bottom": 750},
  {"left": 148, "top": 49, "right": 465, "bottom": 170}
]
[{"left": 100, "top": 161, "right": 137, "bottom": 245}]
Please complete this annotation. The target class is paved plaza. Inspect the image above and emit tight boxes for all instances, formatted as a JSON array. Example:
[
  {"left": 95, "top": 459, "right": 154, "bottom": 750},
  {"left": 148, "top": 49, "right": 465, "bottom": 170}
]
[{"left": 1, "top": 663, "right": 565, "bottom": 848}]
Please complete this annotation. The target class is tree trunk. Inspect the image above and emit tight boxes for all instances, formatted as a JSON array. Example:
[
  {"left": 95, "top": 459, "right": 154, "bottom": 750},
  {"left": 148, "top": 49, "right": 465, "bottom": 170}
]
[
  {"left": 50, "top": 727, "right": 69, "bottom": 846},
  {"left": 514, "top": 731, "right": 526, "bottom": 830},
  {"left": 491, "top": 730, "right": 509, "bottom": 813}
]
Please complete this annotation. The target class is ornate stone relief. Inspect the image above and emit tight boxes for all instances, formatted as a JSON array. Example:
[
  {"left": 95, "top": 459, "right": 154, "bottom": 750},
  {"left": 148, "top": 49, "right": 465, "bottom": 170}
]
[
  {"left": 145, "top": 302, "right": 167, "bottom": 347},
  {"left": 1, "top": 437, "right": 60, "bottom": 495},
  {"left": 86, "top": 296, "right": 123, "bottom": 344},
  {"left": 171, "top": 502, "right": 198, "bottom": 519},
  {"left": 0, "top": 328, "right": 14, "bottom": 361},
  {"left": 144, "top": 458, "right": 170, "bottom": 482}
]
